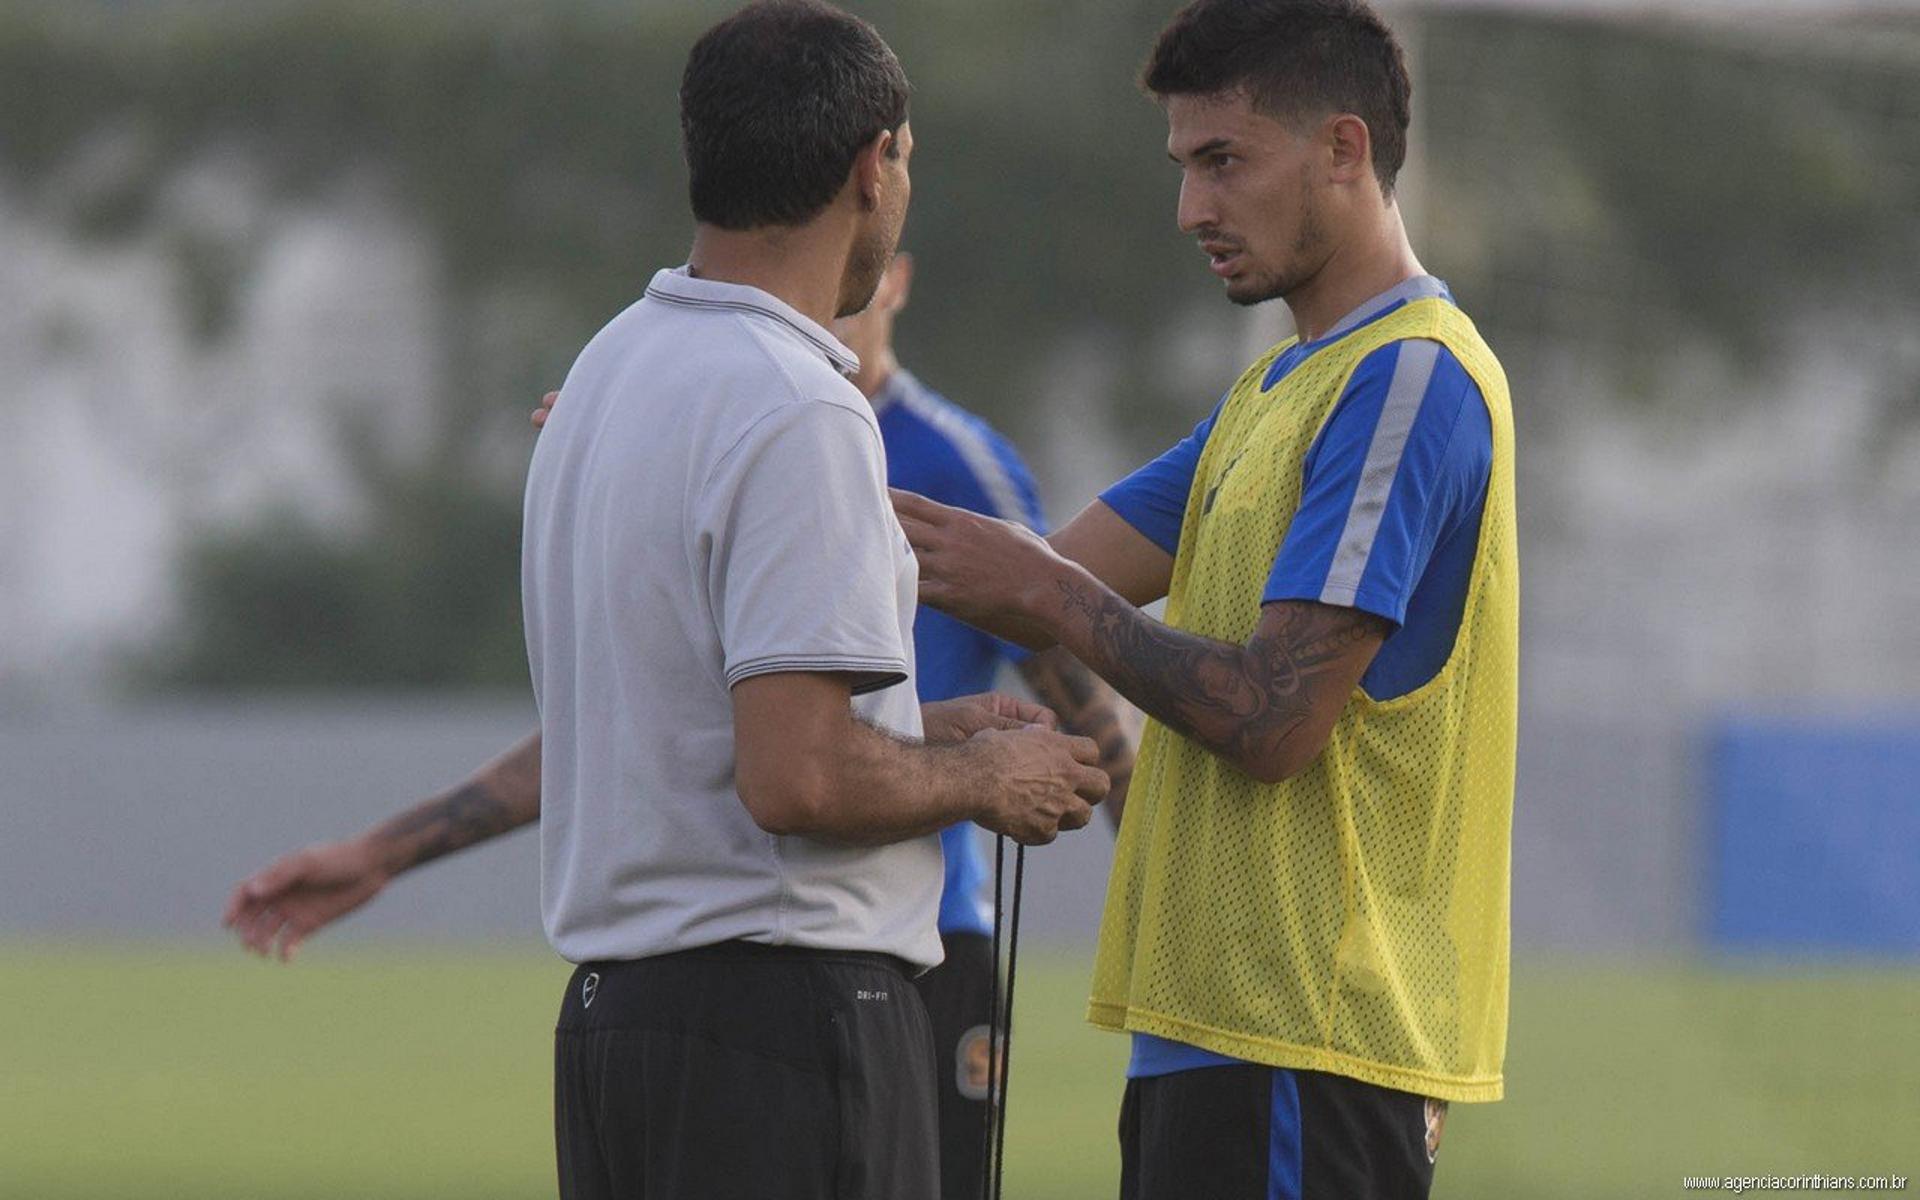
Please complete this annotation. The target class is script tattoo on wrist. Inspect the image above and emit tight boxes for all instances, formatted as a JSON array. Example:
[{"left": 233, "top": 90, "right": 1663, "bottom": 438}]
[{"left": 1053, "top": 580, "right": 1382, "bottom": 767}]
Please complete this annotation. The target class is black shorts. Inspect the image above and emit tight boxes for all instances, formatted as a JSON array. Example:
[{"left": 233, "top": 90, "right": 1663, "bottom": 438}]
[
  {"left": 910, "top": 931, "right": 995, "bottom": 1200},
  {"left": 553, "top": 941, "right": 940, "bottom": 1200},
  {"left": 1119, "top": 1062, "right": 1446, "bottom": 1200}
]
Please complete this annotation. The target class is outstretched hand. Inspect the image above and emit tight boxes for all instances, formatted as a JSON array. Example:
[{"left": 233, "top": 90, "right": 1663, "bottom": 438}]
[
  {"left": 221, "top": 838, "right": 392, "bottom": 962},
  {"left": 891, "top": 488, "right": 1067, "bottom": 648}
]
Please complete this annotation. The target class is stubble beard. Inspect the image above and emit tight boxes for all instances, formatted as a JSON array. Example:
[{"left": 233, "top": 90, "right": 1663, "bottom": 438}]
[
  {"left": 1226, "top": 172, "right": 1326, "bottom": 307},
  {"left": 838, "top": 207, "right": 904, "bottom": 320}
]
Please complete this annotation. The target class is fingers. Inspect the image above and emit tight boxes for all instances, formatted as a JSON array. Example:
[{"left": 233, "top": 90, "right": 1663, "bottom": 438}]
[
  {"left": 916, "top": 579, "right": 955, "bottom": 612},
  {"left": 226, "top": 851, "right": 326, "bottom": 959},
  {"left": 1012, "top": 798, "right": 1096, "bottom": 845},
  {"left": 975, "top": 711, "right": 1029, "bottom": 732},
  {"left": 237, "top": 903, "right": 332, "bottom": 962},
  {"left": 888, "top": 488, "right": 946, "bottom": 524},
  {"left": 531, "top": 390, "right": 559, "bottom": 428},
  {"left": 893, "top": 491, "right": 960, "bottom": 560},
  {"left": 220, "top": 882, "right": 251, "bottom": 929},
  {"left": 226, "top": 897, "right": 269, "bottom": 954},
  {"left": 1012, "top": 699, "right": 1058, "bottom": 729},
  {"left": 898, "top": 517, "right": 938, "bottom": 556},
  {"left": 278, "top": 918, "right": 318, "bottom": 963},
  {"left": 1014, "top": 825, "right": 1059, "bottom": 848},
  {"left": 224, "top": 853, "right": 302, "bottom": 934},
  {"left": 917, "top": 580, "right": 977, "bottom": 623},
  {"left": 240, "top": 852, "right": 307, "bottom": 907},
  {"left": 979, "top": 692, "right": 1057, "bottom": 730},
  {"left": 1074, "top": 764, "right": 1112, "bottom": 803},
  {"left": 953, "top": 707, "right": 1028, "bottom": 736},
  {"left": 240, "top": 903, "right": 291, "bottom": 958},
  {"left": 1063, "top": 734, "right": 1102, "bottom": 765}
]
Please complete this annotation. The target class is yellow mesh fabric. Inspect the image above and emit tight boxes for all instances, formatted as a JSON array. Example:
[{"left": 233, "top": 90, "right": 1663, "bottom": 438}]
[{"left": 1087, "top": 299, "right": 1518, "bottom": 1103}]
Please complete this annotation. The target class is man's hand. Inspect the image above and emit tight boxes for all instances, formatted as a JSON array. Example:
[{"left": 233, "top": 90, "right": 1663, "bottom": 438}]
[
  {"left": 219, "top": 733, "right": 542, "bottom": 962},
  {"left": 892, "top": 489, "right": 1069, "bottom": 646},
  {"left": 967, "top": 726, "right": 1110, "bottom": 845},
  {"left": 734, "top": 674, "right": 1100, "bottom": 847},
  {"left": 1017, "top": 648, "right": 1137, "bottom": 831},
  {"left": 920, "top": 691, "right": 1057, "bottom": 744},
  {"left": 532, "top": 390, "right": 558, "bottom": 428},
  {"left": 222, "top": 837, "right": 392, "bottom": 962}
]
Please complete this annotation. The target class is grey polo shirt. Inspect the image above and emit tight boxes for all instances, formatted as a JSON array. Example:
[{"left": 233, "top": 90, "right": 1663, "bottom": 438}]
[{"left": 523, "top": 267, "right": 942, "bottom": 971}]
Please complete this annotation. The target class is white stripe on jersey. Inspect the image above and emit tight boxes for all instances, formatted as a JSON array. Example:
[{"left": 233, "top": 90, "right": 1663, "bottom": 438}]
[
  {"left": 1321, "top": 339, "right": 1441, "bottom": 605},
  {"left": 894, "top": 371, "right": 1035, "bottom": 528}
]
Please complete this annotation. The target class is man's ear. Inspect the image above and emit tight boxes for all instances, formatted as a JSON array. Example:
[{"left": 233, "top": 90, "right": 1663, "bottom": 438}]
[
  {"left": 1325, "top": 113, "right": 1373, "bottom": 187},
  {"left": 851, "top": 128, "right": 894, "bottom": 212}
]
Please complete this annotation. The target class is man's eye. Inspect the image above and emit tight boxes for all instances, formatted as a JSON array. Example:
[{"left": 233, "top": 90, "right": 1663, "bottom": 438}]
[{"left": 1210, "top": 155, "right": 1235, "bottom": 171}]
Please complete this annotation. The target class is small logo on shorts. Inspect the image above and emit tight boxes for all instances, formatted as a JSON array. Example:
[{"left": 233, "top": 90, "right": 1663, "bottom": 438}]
[
  {"left": 1423, "top": 1098, "right": 1448, "bottom": 1164},
  {"left": 956, "top": 1024, "right": 997, "bottom": 1102},
  {"left": 581, "top": 972, "right": 600, "bottom": 1009}
]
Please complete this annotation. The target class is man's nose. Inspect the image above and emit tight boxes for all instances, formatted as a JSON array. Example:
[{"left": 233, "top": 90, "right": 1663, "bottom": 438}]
[{"left": 1175, "top": 173, "right": 1214, "bottom": 235}]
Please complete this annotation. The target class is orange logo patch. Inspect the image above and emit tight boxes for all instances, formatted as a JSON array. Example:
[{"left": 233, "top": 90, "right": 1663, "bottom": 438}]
[
  {"left": 1424, "top": 1098, "right": 1448, "bottom": 1164},
  {"left": 956, "top": 1024, "right": 998, "bottom": 1101}
]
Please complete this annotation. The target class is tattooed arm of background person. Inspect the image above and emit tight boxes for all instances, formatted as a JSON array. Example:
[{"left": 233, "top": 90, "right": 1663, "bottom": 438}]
[{"left": 223, "top": 732, "right": 542, "bottom": 961}]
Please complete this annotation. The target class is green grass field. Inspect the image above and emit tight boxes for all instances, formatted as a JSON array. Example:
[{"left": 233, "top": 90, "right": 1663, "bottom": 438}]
[{"left": 4, "top": 942, "right": 1915, "bottom": 1198}]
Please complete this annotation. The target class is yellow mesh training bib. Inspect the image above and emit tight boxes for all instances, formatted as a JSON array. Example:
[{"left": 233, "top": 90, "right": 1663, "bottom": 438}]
[{"left": 1087, "top": 298, "right": 1518, "bottom": 1103}]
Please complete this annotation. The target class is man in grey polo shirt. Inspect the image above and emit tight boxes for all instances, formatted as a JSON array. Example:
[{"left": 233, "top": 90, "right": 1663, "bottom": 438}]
[{"left": 521, "top": 4, "right": 1109, "bottom": 1197}]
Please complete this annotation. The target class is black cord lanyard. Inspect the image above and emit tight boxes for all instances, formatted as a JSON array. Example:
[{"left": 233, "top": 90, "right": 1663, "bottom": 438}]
[{"left": 981, "top": 835, "right": 1027, "bottom": 1200}]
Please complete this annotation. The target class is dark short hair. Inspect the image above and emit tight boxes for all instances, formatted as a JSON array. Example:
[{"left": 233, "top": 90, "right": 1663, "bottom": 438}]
[
  {"left": 680, "top": 0, "right": 911, "bottom": 230},
  {"left": 1142, "top": 0, "right": 1412, "bottom": 196}
]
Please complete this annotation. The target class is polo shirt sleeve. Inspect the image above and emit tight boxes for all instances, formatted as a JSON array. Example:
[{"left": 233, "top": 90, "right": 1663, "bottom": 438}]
[
  {"left": 699, "top": 399, "right": 910, "bottom": 695},
  {"left": 1263, "top": 339, "right": 1492, "bottom": 626},
  {"left": 1096, "top": 397, "right": 1225, "bottom": 556}
]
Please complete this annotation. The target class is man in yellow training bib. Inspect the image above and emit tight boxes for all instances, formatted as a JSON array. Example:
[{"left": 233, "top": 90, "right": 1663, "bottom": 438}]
[{"left": 892, "top": 1, "right": 1516, "bottom": 1195}]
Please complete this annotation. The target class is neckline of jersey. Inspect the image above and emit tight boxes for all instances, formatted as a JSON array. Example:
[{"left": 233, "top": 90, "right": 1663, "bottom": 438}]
[{"left": 1263, "top": 275, "right": 1453, "bottom": 392}]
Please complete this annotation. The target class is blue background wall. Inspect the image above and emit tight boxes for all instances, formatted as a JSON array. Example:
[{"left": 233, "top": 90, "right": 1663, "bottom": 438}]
[{"left": 1710, "top": 714, "right": 1920, "bottom": 954}]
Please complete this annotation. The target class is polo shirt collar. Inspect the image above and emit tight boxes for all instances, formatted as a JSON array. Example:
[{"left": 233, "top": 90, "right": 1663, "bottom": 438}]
[{"left": 644, "top": 266, "right": 862, "bottom": 377}]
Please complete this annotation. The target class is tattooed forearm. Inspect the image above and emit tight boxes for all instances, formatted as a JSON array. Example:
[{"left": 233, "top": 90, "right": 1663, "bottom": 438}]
[
  {"left": 366, "top": 733, "right": 542, "bottom": 873},
  {"left": 374, "top": 782, "right": 515, "bottom": 870},
  {"left": 1048, "top": 579, "right": 1384, "bottom": 780}
]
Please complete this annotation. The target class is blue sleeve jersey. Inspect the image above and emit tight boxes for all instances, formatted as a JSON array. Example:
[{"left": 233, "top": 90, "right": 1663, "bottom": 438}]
[
  {"left": 1098, "top": 334, "right": 1491, "bottom": 703},
  {"left": 1097, "top": 276, "right": 1496, "bottom": 1079},
  {"left": 876, "top": 369, "right": 1049, "bottom": 938}
]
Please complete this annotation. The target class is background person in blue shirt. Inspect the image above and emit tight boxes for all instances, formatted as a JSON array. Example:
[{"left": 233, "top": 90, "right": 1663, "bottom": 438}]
[
  {"left": 842, "top": 250, "right": 1138, "bottom": 1200},
  {"left": 223, "top": 250, "right": 1136, "bottom": 1200}
]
